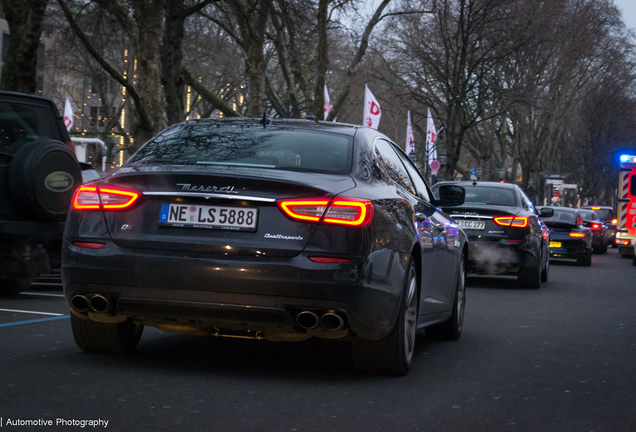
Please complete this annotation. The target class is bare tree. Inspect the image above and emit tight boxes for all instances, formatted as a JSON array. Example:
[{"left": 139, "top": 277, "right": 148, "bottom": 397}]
[{"left": 0, "top": 0, "right": 49, "bottom": 93}]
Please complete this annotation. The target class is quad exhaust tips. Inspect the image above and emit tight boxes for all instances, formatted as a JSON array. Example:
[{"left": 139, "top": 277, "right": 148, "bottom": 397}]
[
  {"left": 320, "top": 312, "right": 345, "bottom": 331},
  {"left": 89, "top": 295, "right": 111, "bottom": 313},
  {"left": 296, "top": 310, "right": 345, "bottom": 331},
  {"left": 296, "top": 311, "right": 320, "bottom": 329},
  {"left": 71, "top": 294, "right": 112, "bottom": 313},
  {"left": 71, "top": 295, "right": 90, "bottom": 313}
]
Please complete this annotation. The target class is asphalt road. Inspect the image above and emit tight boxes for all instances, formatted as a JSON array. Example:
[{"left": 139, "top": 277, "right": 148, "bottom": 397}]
[{"left": 1, "top": 249, "right": 635, "bottom": 432}]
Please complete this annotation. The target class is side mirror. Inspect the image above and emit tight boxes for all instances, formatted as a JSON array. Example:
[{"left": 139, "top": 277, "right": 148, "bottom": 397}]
[
  {"left": 436, "top": 185, "right": 465, "bottom": 207},
  {"left": 539, "top": 208, "right": 554, "bottom": 218}
]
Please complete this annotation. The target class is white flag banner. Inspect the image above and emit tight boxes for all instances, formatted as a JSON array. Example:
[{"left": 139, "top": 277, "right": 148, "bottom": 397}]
[
  {"left": 426, "top": 108, "right": 437, "bottom": 161},
  {"left": 406, "top": 110, "right": 415, "bottom": 155},
  {"left": 363, "top": 84, "right": 381, "bottom": 130},
  {"left": 324, "top": 84, "right": 332, "bottom": 120},
  {"left": 64, "top": 97, "right": 74, "bottom": 131}
]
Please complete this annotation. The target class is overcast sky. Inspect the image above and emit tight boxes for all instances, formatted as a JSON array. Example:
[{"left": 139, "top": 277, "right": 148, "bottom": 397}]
[{"left": 614, "top": 0, "right": 636, "bottom": 31}]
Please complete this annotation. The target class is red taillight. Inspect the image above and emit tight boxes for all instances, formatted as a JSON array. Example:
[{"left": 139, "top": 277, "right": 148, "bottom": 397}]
[
  {"left": 277, "top": 198, "right": 330, "bottom": 222},
  {"left": 611, "top": 219, "right": 617, "bottom": 225},
  {"left": 570, "top": 232, "right": 586, "bottom": 238},
  {"left": 72, "top": 241, "right": 106, "bottom": 249},
  {"left": 591, "top": 224, "right": 600, "bottom": 230},
  {"left": 309, "top": 257, "right": 352, "bottom": 263},
  {"left": 71, "top": 185, "right": 140, "bottom": 211},
  {"left": 277, "top": 197, "right": 373, "bottom": 227},
  {"left": 493, "top": 216, "right": 529, "bottom": 228},
  {"left": 72, "top": 186, "right": 100, "bottom": 210}
]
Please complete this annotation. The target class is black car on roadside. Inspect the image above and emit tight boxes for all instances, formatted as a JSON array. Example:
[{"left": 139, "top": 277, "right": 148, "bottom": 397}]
[
  {"left": 581, "top": 206, "right": 618, "bottom": 248},
  {"left": 431, "top": 181, "right": 551, "bottom": 289},
  {"left": 536, "top": 206, "right": 593, "bottom": 266},
  {"left": 62, "top": 118, "right": 468, "bottom": 375}
]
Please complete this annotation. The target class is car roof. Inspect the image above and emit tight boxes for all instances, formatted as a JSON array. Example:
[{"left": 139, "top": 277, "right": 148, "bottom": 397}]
[
  {"left": 177, "top": 117, "right": 363, "bottom": 137},
  {"left": 434, "top": 180, "right": 517, "bottom": 189},
  {"left": 536, "top": 206, "right": 579, "bottom": 212}
]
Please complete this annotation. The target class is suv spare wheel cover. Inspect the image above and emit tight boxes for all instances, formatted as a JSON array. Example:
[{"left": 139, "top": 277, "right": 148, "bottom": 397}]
[{"left": 8, "top": 139, "right": 82, "bottom": 221}]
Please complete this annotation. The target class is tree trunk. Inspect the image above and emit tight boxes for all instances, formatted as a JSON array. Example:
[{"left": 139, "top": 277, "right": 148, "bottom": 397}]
[
  {"left": 162, "top": 0, "right": 186, "bottom": 126},
  {"left": 0, "top": 0, "right": 48, "bottom": 93},
  {"left": 312, "top": 0, "right": 329, "bottom": 120},
  {"left": 131, "top": 0, "right": 165, "bottom": 142}
]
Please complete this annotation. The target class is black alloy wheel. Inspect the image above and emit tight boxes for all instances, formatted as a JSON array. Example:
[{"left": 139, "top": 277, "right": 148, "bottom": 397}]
[
  {"left": 426, "top": 258, "right": 466, "bottom": 340},
  {"left": 352, "top": 257, "right": 418, "bottom": 376}
]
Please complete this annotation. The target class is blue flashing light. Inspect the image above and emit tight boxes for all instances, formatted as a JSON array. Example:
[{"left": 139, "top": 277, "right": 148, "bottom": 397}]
[{"left": 620, "top": 155, "right": 629, "bottom": 163}]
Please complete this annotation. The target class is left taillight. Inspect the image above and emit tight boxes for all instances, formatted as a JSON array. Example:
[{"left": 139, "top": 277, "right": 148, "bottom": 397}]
[
  {"left": 493, "top": 216, "right": 529, "bottom": 228},
  {"left": 72, "top": 185, "right": 140, "bottom": 211},
  {"left": 277, "top": 197, "right": 374, "bottom": 227}
]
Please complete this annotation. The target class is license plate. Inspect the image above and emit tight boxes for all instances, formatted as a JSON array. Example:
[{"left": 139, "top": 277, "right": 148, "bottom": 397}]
[
  {"left": 159, "top": 203, "right": 258, "bottom": 231},
  {"left": 549, "top": 241, "right": 562, "bottom": 248},
  {"left": 457, "top": 220, "right": 485, "bottom": 230}
]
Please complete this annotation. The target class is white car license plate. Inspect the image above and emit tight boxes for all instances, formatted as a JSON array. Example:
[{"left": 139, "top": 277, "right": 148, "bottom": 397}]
[
  {"left": 159, "top": 203, "right": 258, "bottom": 231},
  {"left": 457, "top": 220, "right": 485, "bottom": 230}
]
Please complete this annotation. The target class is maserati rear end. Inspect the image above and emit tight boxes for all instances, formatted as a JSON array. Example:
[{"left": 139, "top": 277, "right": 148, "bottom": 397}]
[{"left": 62, "top": 118, "right": 467, "bottom": 375}]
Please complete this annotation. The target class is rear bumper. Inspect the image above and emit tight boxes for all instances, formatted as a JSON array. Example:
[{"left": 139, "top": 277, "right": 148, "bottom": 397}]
[
  {"left": 466, "top": 240, "right": 538, "bottom": 275},
  {"left": 62, "top": 241, "right": 405, "bottom": 340},
  {"left": 548, "top": 238, "right": 588, "bottom": 259}
]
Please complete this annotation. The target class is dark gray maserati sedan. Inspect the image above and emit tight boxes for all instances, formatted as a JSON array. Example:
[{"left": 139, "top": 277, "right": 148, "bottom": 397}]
[{"left": 62, "top": 118, "right": 467, "bottom": 375}]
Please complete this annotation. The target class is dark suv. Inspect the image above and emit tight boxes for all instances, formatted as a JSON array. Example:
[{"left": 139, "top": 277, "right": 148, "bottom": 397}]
[{"left": 0, "top": 91, "right": 82, "bottom": 295}]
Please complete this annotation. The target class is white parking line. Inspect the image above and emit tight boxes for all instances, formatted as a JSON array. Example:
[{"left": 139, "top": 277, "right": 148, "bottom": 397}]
[
  {"left": 0, "top": 308, "right": 65, "bottom": 316},
  {"left": 19, "top": 292, "right": 65, "bottom": 298}
]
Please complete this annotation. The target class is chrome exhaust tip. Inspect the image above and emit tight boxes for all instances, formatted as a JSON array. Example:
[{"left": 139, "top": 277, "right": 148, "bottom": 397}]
[
  {"left": 71, "top": 295, "right": 90, "bottom": 313},
  {"left": 296, "top": 311, "right": 320, "bottom": 329},
  {"left": 89, "top": 295, "right": 111, "bottom": 313},
  {"left": 320, "top": 312, "right": 345, "bottom": 331}
]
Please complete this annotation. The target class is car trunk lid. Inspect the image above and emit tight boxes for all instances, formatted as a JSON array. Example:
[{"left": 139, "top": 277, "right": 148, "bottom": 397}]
[{"left": 99, "top": 166, "right": 356, "bottom": 257}]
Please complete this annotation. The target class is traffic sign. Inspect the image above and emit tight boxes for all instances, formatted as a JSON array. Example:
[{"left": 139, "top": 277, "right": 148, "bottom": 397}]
[
  {"left": 475, "top": 167, "right": 482, "bottom": 179},
  {"left": 470, "top": 169, "right": 476, "bottom": 180},
  {"left": 498, "top": 168, "right": 505, "bottom": 179},
  {"left": 430, "top": 160, "right": 440, "bottom": 171}
]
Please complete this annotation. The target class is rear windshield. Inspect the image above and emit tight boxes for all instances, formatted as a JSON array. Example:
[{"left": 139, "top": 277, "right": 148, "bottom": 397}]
[
  {"left": 0, "top": 101, "right": 57, "bottom": 153},
  {"left": 542, "top": 209, "right": 577, "bottom": 224},
  {"left": 127, "top": 124, "right": 352, "bottom": 174},
  {"left": 578, "top": 210, "right": 598, "bottom": 220},
  {"left": 462, "top": 186, "right": 517, "bottom": 206},
  {"left": 592, "top": 209, "right": 613, "bottom": 220}
]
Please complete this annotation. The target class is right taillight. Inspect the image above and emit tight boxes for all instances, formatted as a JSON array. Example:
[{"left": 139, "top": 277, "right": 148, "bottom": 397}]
[
  {"left": 494, "top": 216, "right": 529, "bottom": 228},
  {"left": 277, "top": 197, "right": 373, "bottom": 227},
  {"left": 72, "top": 184, "right": 140, "bottom": 211}
]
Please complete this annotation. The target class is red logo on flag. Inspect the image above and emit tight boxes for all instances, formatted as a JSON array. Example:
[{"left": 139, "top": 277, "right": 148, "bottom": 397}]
[{"left": 370, "top": 101, "right": 380, "bottom": 116}]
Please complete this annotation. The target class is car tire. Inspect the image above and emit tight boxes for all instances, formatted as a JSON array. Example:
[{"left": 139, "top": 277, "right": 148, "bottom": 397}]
[
  {"left": 518, "top": 262, "right": 540, "bottom": 289},
  {"left": 8, "top": 139, "right": 82, "bottom": 221},
  {"left": 577, "top": 249, "right": 592, "bottom": 266},
  {"left": 352, "top": 258, "right": 418, "bottom": 375},
  {"left": 632, "top": 255, "right": 636, "bottom": 267},
  {"left": 540, "top": 256, "right": 549, "bottom": 283},
  {"left": 592, "top": 244, "right": 603, "bottom": 254},
  {"left": 71, "top": 314, "right": 144, "bottom": 354},
  {"left": 425, "top": 258, "right": 466, "bottom": 341},
  {"left": 0, "top": 275, "right": 33, "bottom": 296}
]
